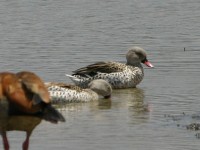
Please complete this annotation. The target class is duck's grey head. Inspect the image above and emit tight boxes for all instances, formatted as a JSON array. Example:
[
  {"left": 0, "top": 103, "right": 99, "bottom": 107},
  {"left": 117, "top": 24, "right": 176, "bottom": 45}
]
[
  {"left": 126, "top": 46, "right": 154, "bottom": 67},
  {"left": 88, "top": 79, "right": 112, "bottom": 99}
]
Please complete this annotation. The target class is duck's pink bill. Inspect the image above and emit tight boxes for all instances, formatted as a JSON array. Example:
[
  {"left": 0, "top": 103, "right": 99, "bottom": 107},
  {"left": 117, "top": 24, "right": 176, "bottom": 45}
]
[{"left": 144, "top": 61, "right": 154, "bottom": 68}]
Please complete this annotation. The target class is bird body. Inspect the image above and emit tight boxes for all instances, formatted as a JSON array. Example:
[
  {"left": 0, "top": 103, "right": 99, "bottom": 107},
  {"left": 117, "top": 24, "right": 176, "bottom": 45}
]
[
  {"left": 66, "top": 47, "right": 154, "bottom": 89},
  {"left": 0, "top": 71, "right": 65, "bottom": 150},
  {"left": 47, "top": 83, "right": 98, "bottom": 103},
  {"left": 66, "top": 61, "right": 144, "bottom": 88},
  {"left": 46, "top": 79, "right": 112, "bottom": 103}
]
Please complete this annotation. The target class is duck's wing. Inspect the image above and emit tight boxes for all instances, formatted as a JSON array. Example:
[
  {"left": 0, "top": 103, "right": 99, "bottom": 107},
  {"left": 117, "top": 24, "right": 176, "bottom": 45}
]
[
  {"left": 46, "top": 82, "right": 83, "bottom": 92},
  {"left": 0, "top": 72, "right": 43, "bottom": 114},
  {"left": 0, "top": 72, "right": 65, "bottom": 122},
  {"left": 16, "top": 71, "right": 50, "bottom": 104},
  {"left": 73, "top": 61, "right": 125, "bottom": 76},
  {"left": 16, "top": 72, "right": 65, "bottom": 122}
]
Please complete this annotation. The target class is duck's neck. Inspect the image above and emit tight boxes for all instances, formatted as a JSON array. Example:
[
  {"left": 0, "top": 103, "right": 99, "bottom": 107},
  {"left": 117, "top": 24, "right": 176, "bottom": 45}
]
[{"left": 126, "top": 62, "right": 144, "bottom": 73}]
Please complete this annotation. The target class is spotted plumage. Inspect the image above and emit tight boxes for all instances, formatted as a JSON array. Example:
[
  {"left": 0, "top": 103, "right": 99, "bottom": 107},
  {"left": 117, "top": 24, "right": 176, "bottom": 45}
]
[
  {"left": 46, "top": 79, "right": 112, "bottom": 103},
  {"left": 66, "top": 47, "right": 154, "bottom": 89}
]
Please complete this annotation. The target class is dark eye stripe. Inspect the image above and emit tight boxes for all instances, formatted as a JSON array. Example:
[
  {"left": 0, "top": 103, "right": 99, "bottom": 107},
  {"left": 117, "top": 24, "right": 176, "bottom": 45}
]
[{"left": 141, "top": 58, "right": 147, "bottom": 63}]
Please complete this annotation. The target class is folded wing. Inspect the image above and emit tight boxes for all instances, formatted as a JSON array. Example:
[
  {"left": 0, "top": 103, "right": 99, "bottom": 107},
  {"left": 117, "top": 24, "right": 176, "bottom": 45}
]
[{"left": 73, "top": 61, "right": 124, "bottom": 77}]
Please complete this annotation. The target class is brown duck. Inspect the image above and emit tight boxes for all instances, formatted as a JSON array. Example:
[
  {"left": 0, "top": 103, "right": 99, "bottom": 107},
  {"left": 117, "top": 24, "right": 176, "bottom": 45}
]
[{"left": 0, "top": 71, "right": 65, "bottom": 150}]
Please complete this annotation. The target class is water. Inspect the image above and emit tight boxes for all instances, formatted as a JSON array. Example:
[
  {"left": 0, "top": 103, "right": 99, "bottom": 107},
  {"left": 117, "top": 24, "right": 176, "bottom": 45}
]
[{"left": 0, "top": 0, "right": 200, "bottom": 149}]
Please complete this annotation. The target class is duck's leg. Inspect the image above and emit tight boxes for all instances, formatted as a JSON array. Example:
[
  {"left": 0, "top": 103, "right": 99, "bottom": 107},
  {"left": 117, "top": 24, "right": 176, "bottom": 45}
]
[
  {"left": 22, "top": 132, "right": 31, "bottom": 150},
  {"left": 2, "top": 131, "right": 9, "bottom": 150}
]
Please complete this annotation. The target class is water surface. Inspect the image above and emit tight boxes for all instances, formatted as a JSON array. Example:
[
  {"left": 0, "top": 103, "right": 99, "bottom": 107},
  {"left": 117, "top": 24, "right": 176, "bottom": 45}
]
[{"left": 0, "top": 0, "right": 200, "bottom": 149}]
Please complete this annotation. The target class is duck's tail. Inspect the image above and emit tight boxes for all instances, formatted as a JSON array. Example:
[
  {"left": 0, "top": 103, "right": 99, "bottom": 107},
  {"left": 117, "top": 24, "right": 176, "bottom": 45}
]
[
  {"left": 65, "top": 74, "right": 91, "bottom": 88},
  {"left": 65, "top": 74, "right": 81, "bottom": 82},
  {"left": 42, "top": 104, "right": 65, "bottom": 124}
]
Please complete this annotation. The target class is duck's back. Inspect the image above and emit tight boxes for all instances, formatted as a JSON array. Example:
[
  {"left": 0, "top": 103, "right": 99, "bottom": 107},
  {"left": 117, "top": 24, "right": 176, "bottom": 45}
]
[
  {"left": 69, "top": 61, "right": 144, "bottom": 89},
  {"left": 46, "top": 83, "right": 98, "bottom": 103}
]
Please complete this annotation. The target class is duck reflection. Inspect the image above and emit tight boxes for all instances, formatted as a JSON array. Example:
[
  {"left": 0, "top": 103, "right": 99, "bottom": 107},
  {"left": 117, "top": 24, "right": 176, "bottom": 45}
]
[
  {"left": 97, "top": 98, "right": 112, "bottom": 110},
  {"left": 112, "top": 88, "right": 151, "bottom": 124},
  {"left": 6, "top": 115, "right": 41, "bottom": 133},
  {"left": 55, "top": 97, "right": 112, "bottom": 113},
  {"left": 57, "top": 88, "right": 148, "bottom": 113},
  {"left": 2, "top": 115, "right": 42, "bottom": 150},
  {"left": 126, "top": 88, "right": 149, "bottom": 113}
]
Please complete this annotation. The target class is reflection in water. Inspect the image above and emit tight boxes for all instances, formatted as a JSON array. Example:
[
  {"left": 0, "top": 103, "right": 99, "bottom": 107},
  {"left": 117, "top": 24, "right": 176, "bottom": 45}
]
[
  {"left": 7, "top": 115, "right": 41, "bottom": 132},
  {"left": 54, "top": 98, "right": 112, "bottom": 111},
  {"left": 112, "top": 88, "right": 150, "bottom": 125},
  {"left": 126, "top": 88, "right": 149, "bottom": 113},
  {"left": 53, "top": 99, "right": 112, "bottom": 128},
  {"left": 4, "top": 115, "right": 42, "bottom": 149},
  {"left": 113, "top": 88, "right": 149, "bottom": 112},
  {"left": 1, "top": 0, "right": 200, "bottom": 149},
  {"left": 97, "top": 98, "right": 112, "bottom": 110},
  {"left": 55, "top": 88, "right": 150, "bottom": 122}
]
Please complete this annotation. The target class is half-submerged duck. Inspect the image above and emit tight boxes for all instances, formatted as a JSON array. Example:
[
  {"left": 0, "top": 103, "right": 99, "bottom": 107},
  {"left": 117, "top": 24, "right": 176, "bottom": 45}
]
[
  {"left": 66, "top": 46, "right": 154, "bottom": 89},
  {"left": 46, "top": 79, "right": 112, "bottom": 103},
  {"left": 0, "top": 71, "right": 65, "bottom": 150}
]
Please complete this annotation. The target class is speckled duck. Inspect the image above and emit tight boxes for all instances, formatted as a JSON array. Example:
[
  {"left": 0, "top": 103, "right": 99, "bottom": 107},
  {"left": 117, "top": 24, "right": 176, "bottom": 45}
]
[
  {"left": 66, "top": 46, "right": 154, "bottom": 89},
  {"left": 46, "top": 79, "right": 112, "bottom": 103}
]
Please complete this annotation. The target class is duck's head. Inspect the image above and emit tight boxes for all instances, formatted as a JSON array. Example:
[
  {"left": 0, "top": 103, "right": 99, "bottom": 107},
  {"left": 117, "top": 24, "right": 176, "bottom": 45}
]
[
  {"left": 126, "top": 46, "right": 154, "bottom": 67},
  {"left": 88, "top": 79, "right": 112, "bottom": 99}
]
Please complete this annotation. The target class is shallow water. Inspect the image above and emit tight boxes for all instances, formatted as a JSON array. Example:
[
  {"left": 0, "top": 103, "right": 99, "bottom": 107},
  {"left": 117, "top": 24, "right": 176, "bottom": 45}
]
[{"left": 1, "top": 0, "right": 200, "bottom": 149}]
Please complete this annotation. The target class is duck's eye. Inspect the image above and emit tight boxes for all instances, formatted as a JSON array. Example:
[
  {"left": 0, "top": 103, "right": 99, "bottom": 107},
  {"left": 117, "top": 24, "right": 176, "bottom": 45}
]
[{"left": 141, "top": 58, "right": 147, "bottom": 63}]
